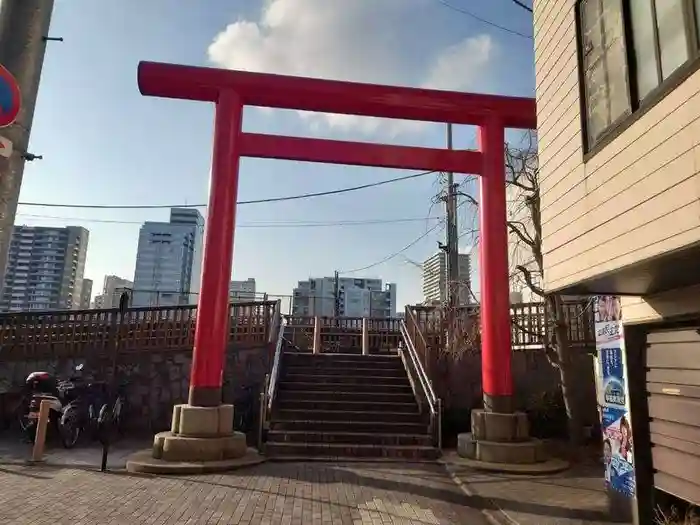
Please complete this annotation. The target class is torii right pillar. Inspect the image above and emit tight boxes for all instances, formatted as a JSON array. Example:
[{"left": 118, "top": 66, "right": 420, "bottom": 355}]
[{"left": 457, "top": 118, "right": 560, "bottom": 472}]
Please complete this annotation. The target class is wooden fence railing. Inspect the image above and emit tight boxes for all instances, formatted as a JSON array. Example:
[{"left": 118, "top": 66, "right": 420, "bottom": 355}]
[
  {"left": 284, "top": 300, "right": 595, "bottom": 354},
  {"left": 283, "top": 316, "right": 402, "bottom": 354},
  {"left": 0, "top": 301, "right": 278, "bottom": 360},
  {"left": 0, "top": 300, "right": 594, "bottom": 359},
  {"left": 408, "top": 300, "right": 595, "bottom": 351}
]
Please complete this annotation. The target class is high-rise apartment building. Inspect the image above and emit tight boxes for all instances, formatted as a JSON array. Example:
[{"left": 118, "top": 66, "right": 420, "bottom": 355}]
[
  {"left": 0, "top": 225, "right": 89, "bottom": 311},
  {"left": 292, "top": 276, "right": 397, "bottom": 318},
  {"left": 79, "top": 278, "right": 93, "bottom": 309},
  {"left": 132, "top": 208, "right": 204, "bottom": 308},
  {"left": 229, "top": 278, "right": 256, "bottom": 301},
  {"left": 422, "top": 251, "right": 472, "bottom": 305}
]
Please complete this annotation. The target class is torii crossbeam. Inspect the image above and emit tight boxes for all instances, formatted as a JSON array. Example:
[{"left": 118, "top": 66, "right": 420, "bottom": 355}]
[{"left": 136, "top": 61, "right": 538, "bottom": 466}]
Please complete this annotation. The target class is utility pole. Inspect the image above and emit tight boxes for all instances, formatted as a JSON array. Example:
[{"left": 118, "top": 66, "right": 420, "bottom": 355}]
[
  {"left": 444, "top": 123, "right": 460, "bottom": 353},
  {"left": 0, "top": 0, "right": 57, "bottom": 294},
  {"left": 333, "top": 271, "right": 340, "bottom": 319},
  {"left": 445, "top": 123, "right": 460, "bottom": 308}
]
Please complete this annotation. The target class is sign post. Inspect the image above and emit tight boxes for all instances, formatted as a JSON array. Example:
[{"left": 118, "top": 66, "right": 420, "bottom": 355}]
[
  {"left": 594, "top": 296, "right": 636, "bottom": 521},
  {"left": 0, "top": 64, "right": 21, "bottom": 128}
]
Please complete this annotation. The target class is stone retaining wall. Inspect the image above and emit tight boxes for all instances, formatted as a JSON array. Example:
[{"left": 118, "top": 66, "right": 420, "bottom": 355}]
[{"left": 0, "top": 343, "right": 272, "bottom": 433}]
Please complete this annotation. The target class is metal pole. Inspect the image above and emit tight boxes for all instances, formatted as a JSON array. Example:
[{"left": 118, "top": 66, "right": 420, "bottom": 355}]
[
  {"left": 333, "top": 270, "right": 340, "bottom": 321},
  {"left": 445, "top": 123, "right": 459, "bottom": 352},
  {"left": 0, "top": 0, "right": 55, "bottom": 294}
]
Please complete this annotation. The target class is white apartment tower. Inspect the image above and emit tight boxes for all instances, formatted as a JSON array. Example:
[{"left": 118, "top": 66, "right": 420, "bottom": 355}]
[
  {"left": 0, "top": 225, "right": 90, "bottom": 311},
  {"left": 132, "top": 208, "right": 204, "bottom": 308},
  {"left": 422, "top": 251, "right": 472, "bottom": 305},
  {"left": 292, "top": 276, "right": 397, "bottom": 318}
]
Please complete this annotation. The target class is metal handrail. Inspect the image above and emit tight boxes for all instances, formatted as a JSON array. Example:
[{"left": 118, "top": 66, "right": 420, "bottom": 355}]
[
  {"left": 259, "top": 302, "right": 284, "bottom": 450},
  {"left": 399, "top": 319, "right": 441, "bottom": 450},
  {"left": 266, "top": 314, "right": 287, "bottom": 413}
]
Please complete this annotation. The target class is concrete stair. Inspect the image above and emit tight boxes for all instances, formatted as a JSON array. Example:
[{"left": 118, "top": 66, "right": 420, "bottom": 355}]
[{"left": 266, "top": 352, "right": 439, "bottom": 461}]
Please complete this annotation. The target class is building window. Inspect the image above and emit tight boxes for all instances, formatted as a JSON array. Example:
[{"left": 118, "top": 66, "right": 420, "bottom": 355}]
[
  {"left": 577, "top": 0, "right": 700, "bottom": 151},
  {"left": 579, "top": 0, "right": 631, "bottom": 148}
]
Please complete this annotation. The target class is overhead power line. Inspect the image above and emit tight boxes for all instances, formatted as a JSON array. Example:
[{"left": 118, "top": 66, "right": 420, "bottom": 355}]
[
  {"left": 508, "top": 0, "right": 533, "bottom": 13},
  {"left": 339, "top": 199, "right": 468, "bottom": 275},
  {"left": 338, "top": 220, "right": 445, "bottom": 275},
  {"left": 15, "top": 213, "right": 442, "bottom": 228},
  {"left": 434, "top": 0, "right": 533, "bottom": 39},
  {"left": 17, "top": 170, "right": 437, "bottom": 210}
]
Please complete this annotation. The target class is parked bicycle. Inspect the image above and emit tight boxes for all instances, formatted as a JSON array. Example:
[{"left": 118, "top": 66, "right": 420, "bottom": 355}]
[{"left": 20, "top": 365, "right": 127, "bottom": 448}]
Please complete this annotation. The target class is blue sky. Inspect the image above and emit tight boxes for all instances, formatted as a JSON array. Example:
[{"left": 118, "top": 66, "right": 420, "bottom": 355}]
[{"left": 17, "top": 0, "right": 534, "bottom": 308}]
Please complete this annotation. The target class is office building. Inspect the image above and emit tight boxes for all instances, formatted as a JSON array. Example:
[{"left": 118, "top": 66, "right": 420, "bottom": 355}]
[
  {"left": 422, "top": 251, "right": 472, "bottom": 305},
  {"left": 100, "top": 275, "right": 133, "bottom": 309},
  {"left": 132, "top": 208, "right": 204, "bottom": 308},
  {"left": 292, "top": 276, "right": 397, "bottom": 318},
  {"left": 0, "top": 225, "right": 89, "bottom": 311},
  {"left": 229, "top": 278, "right": 256, "bottom": 301},
  {"left": 92, "top": 294, "right": 104, "bottom": 309},
  {"left": 79, "top": 278, "right": 92, "bottom": 309}
]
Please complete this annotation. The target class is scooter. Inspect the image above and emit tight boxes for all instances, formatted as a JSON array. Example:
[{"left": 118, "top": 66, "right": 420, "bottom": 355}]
[{"left": 22, "top": 364, "right": 96, "bottom": 448}]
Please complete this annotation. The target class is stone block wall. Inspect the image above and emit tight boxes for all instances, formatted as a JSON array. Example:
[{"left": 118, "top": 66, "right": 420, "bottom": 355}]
[{"left": 0, "top": 343, "right": 272, "bottom": 433}]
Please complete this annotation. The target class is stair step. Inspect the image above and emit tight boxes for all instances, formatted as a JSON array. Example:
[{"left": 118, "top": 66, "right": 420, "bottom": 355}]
[
  {"left": 266, "top": 442, "right": 439, "bottom": 460},
  {"left": 285, "top": 352, "right": 400, "bottom": 363},
  {"left": 274, "top": 409, "right": 422, "bottom": 423},
  {"left": 277, "top": 399, "right": 418, "bottom": 413},
  {"left": 278, "top": 382, "right": 413, "bottom": 394},
  {"left": 284, "top": 374, "right": 409, "bottom": 386},
  {"left": 267, "top": 430, "right": 431, "bottom": 446},
  {"left": 279, "top": 390, "right": 416, "bottom": 403},
  {"left": 284, "top": 366, "right": 406, "bottom": 377},
  {"left": 283, "top": 359, "right": 403, "bottom": 370},
  {"left": 270, "top": 419, "right": 427, "bottom": 434}
]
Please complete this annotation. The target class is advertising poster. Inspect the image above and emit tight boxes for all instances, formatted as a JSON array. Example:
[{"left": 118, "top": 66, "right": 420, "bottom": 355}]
[{"left": 594, "top": 296, "right": 635, "bottom": 498}]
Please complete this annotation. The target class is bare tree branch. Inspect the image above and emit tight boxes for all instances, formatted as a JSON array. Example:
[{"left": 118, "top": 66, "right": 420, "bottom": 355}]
[
  {"left": 507, "top": 221, "right": 536, "bottom": 249},
  {"left": 515, "top": 264, "right": 545, "bottom": 298}
]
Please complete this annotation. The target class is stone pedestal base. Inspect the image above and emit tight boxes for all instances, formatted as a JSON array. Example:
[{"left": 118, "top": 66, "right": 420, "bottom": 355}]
[
  {"left": 126, "top": 403, "right": 265, "bottom": 475},
  {"left": 457, "top": 409, "right": 568, "bottom": 474}
]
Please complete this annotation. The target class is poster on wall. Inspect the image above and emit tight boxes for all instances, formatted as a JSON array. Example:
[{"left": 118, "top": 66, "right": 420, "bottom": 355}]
[{"left": 594, "top": 295, "right": 636, "bottom": 498}]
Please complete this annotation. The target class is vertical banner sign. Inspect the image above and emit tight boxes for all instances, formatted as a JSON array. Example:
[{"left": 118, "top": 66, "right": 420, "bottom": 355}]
[{"left": 594, "top": 296, "right": 636, "bottom": 498}]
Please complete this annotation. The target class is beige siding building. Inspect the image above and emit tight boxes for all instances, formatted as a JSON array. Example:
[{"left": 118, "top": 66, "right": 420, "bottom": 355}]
[
  {"left": 535, "top": 0, "right": 700, "bottom": 322},
  {"left": 534, "top": 0, "right": 700, "bottom": 512}
]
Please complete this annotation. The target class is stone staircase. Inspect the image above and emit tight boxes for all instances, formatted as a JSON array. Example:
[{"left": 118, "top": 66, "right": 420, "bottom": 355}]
[{"left": 265, "top": 351, "right": 439, "bottom": 460}]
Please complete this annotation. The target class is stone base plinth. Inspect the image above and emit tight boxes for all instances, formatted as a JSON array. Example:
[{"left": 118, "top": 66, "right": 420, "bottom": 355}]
[
  {"left": 153, "top": 430, "right": 247, "bottom": 462},
  {"left": 126, "top": 448, "right": 265, "bottom": 475},
  {"left": 457, "top": 433, "right": 544, "bottom": 464},
  {"left": 457, "top": 408, "right": 569, "bottom": 474},
  {"left": 126, "top": 403, "right": 263, "bottom": 474}
]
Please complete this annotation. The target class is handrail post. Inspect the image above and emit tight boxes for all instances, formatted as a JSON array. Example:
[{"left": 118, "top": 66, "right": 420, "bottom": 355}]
[
  {"left": 361, "top": 318, "right": 369, "bottom": 356},
  {"left": 437, "top": 398, "right": 443, "bottom": 451},
  {"left": 258, "top": 373, "right": 269, "bottom": 450},
  {"left": 313, "top": 316, "right": 321, "bottom": 354}
]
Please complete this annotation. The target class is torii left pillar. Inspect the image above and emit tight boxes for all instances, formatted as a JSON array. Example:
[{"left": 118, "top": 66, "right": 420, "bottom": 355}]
[{"left": 129, "top": 91, "right": 253, "bottom": 472}]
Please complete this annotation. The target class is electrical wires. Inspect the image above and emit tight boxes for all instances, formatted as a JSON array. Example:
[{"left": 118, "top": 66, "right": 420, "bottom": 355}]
[
  {"left": 434, "top": 0, "right": 533, "bottom": 39},
  {"left": 15, "top": 213, "right": 443, "bottom": 229},
  {"left": 17, "top": 170, "right": 437, "bottom": 210},
  {"left": 338, "top": 220, "right": 446, "bottom": 275}
]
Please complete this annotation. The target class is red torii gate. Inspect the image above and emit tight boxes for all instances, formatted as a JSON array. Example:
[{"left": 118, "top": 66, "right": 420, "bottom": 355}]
[{"left": 137, "top": 61, "right": 537, "bottom": 415}]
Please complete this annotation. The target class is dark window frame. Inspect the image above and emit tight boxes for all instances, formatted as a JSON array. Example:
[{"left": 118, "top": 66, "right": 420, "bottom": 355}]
[{"left": 576, "top": 0, "right": 700, "bottom": 160}]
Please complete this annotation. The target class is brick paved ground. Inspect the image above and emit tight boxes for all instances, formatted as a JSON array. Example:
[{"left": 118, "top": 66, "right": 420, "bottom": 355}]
[
  {"left": 0, "top": 458, "right": 493, "bottom": 524},
  {"left": 445, "top": 456, "right": 632, "bottom": 525}
]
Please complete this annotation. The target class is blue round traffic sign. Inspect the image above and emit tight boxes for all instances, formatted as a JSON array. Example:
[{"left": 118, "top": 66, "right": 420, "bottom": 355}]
[{"left": 0, "top": 64, "right": 21, "bottom": 128}]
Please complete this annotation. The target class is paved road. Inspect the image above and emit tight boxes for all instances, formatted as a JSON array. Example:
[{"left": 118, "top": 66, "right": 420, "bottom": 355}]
[{"left": 0, "top": 461, "right": 492, "bottom": 524}]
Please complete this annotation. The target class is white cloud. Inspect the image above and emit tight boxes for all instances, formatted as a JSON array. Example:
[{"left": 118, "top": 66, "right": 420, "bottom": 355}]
[{"left": 207, "top": 0, "right": 496, "bottom": 137}]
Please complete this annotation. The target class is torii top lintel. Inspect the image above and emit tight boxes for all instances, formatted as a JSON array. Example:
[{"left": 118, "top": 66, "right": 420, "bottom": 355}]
[{"left": 137, "top": 61, "right": 537, "bottom": 130}]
